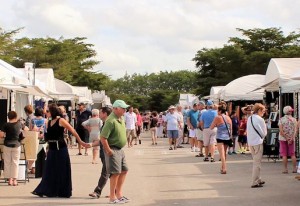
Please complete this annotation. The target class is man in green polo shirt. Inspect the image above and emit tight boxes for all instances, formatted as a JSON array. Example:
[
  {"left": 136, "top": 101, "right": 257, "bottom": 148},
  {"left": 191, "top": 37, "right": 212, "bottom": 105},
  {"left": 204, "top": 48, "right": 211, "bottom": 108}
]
[{"left": 100, "top": 100, "right": 130, "bottom": 204}]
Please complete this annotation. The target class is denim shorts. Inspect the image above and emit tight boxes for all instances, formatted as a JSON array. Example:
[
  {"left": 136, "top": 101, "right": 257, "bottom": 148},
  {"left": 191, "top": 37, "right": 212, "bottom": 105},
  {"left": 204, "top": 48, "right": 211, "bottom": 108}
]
[{"left": 167, "top": 130, "right": 179, "bottom": 138}]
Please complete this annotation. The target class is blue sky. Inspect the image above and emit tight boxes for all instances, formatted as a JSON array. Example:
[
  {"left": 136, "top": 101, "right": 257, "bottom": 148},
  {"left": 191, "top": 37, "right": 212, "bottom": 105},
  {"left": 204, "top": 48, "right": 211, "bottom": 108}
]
[{"left": 1, "top": 0, "right": 299, "bottom": 79}]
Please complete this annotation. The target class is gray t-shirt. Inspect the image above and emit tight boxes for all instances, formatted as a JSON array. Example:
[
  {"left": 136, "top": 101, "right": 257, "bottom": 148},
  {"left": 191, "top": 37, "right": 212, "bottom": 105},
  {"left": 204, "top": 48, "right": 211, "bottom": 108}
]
[
  {"left": 2, "top": 121, "right": 22, "bottom": 147},
  {"left": 82, "top": 117, "right": 102, "bottom": 142}
]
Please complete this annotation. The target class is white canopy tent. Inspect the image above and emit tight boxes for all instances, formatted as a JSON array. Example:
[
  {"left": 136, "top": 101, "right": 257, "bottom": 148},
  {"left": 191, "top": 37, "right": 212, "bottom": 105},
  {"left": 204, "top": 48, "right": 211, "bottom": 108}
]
[
  {"left": 219, "top": 74, "right": 265, "bottom": 101},
  {"left": 92, "top": 91, "right": 112, "bottom": 106},
  {"left": 208, "top": 86, "right": 224, "bottom": 103},
  {"left": 0, "top": 59, "right": 29, "bottom": 85},
  {"left": 281, "top": 80, "right": 300, "bottom": 93},
  {"left": 18, "top": 68, "right": 57, "bottom": 96},
  {"left": 52, "top": 78, "right": 77, "bottom": 100},
  {"left": 73, "top": 86, "right": 93, "bottom": 104},
  {"left": 263, "top": 58, "right": 300, "bottom": 91},
  {"left": 178, "top": 93, "right": 198, "bottom": 107},
  {"left": 0, "top": 60, "right": 52, "bottom": 118}
]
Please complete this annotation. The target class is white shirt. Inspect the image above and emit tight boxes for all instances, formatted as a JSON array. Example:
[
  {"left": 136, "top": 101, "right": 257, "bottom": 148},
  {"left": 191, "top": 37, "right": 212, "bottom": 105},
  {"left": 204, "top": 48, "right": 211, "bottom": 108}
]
[
  {"left": 125, "top": 112, "right": 137, "bottom": 130},
  {"left": 176, "top": 111, "right": 184, "bottom": 128},
  {"left": 246, "top": 114, "right": 267, "bottom": 146},
  {"left": 165, "top": 112, "right": 180, "bottom": 130}
]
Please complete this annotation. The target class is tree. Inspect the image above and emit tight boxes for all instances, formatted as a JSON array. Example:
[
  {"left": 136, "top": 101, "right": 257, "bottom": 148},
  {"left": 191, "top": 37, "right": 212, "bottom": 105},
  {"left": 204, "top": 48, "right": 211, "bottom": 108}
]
[
  {"left": 0, "top": 27, "right": 109, "bottom": 91},
  {"left": 105, "top": 70, "right": 197, "bottom": 111},
  {"left": 0, "top": 27, "right": 23, "bottom": 62},
  {"left": 193, "top": 27, "right": 300, "bottom": 95}
]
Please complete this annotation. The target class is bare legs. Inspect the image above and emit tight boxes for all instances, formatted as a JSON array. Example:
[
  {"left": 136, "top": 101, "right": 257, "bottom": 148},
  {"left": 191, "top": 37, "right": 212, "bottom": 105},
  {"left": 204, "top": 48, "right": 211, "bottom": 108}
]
[
  {"left": 217, "top": 143, "right": 228, "bottom": 172},
  {"left": 92, "top": 145, "right": 99, "bottom": 164},
  {"left": 282, "top": 155, "right": 297, "bottom": 173},
  {"left": 109, "top": 171, "right": 128, "bottom": 201}
]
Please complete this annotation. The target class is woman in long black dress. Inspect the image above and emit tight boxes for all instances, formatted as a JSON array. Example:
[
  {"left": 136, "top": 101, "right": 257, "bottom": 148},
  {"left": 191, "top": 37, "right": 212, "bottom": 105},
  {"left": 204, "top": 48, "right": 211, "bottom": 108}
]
[{"left": 32, "top": 104, "right": 90, "bottom": 198}]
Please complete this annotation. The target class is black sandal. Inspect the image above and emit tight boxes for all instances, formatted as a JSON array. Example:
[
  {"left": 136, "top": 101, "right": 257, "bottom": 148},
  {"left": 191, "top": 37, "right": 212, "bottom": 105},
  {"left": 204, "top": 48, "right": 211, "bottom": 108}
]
[
  {"left": 251, "top": 184, "right": 263, "bottom": 188},
  {"left": 210, "top": 158, "right": 215, "bottom": 162}
]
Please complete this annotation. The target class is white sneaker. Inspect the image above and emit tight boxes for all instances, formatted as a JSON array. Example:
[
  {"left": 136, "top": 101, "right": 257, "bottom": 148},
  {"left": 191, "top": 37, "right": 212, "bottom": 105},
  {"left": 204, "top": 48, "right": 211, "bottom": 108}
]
[
  {"left": 119, "top": 196, "right": 130, "bottom": 203},
  {"left": 109, "top": 199, "right": 125, "bottom": 204}
]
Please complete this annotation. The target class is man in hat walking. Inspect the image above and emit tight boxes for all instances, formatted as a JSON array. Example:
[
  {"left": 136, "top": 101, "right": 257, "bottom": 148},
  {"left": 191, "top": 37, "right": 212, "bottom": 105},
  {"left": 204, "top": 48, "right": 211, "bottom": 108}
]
[{"left": 100, "top": 100, "right": 130, "bottom": 204}]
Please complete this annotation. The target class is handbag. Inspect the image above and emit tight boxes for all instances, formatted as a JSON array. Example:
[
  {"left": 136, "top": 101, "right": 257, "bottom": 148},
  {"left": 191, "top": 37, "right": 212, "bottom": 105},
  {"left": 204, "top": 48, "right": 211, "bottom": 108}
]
[{"left": 250, "top": 116, "right": 264, "bottom": 139}]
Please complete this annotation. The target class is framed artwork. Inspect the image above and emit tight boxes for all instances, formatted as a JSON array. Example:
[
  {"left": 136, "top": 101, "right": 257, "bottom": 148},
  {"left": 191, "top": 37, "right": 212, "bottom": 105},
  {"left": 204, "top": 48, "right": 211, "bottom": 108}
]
[{"left": 269, "top": 112, "right": 278, "bottom": 122}]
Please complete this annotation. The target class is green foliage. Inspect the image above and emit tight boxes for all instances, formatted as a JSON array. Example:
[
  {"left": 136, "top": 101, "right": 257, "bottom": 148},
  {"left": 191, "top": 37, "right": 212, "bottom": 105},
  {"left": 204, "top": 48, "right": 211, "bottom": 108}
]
[
  {"left": 0, "top": 27, "right": 23, "bottom": 62},
  {"left": 0, "top": 28, "right": 109, "bottom": 91},
  {"left": 193, "top": 27, "right": 300, "bottom": 95},
  {"left": 105, "top": 70, "right": 197, "bottom": 111}
]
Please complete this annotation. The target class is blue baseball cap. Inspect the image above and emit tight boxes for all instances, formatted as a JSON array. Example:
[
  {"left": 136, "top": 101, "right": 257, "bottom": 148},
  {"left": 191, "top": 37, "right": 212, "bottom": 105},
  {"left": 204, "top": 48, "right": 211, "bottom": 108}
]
[{"left": 207, "top": 100, "right": 214, "bottom": 106}]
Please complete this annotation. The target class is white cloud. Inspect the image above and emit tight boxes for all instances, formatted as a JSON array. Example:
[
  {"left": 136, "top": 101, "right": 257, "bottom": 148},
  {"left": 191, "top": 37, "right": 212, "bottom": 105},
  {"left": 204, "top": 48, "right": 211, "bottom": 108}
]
[{"left": 1, "top": 0, "right": 300, "bottom": 79}]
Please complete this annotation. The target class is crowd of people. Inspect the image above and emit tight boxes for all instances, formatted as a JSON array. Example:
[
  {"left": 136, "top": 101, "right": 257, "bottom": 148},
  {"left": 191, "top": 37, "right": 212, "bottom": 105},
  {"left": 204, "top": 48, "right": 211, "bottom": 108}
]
[
  {"left": 135, "top": 101, "right": 300, "bottom": 187},
  {"left": 1, "top": 98, "right": 300, "bottom": 203}
]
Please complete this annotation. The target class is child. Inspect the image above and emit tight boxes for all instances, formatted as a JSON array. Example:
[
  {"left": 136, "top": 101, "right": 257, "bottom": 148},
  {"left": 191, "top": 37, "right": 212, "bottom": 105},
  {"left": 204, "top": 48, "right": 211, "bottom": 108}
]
[{"left": 238, "top": 115, "right": 247, "bottom": 154}]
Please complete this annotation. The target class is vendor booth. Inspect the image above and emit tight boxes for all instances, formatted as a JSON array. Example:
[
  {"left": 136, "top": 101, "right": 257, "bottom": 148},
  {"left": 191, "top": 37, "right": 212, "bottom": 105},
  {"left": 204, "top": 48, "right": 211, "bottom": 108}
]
[
  {"left": 219, "top": 74, "right": 265, "bottom": 118},
  {"left": 259, "top": 58, "right": 300, "bottom": 158}
]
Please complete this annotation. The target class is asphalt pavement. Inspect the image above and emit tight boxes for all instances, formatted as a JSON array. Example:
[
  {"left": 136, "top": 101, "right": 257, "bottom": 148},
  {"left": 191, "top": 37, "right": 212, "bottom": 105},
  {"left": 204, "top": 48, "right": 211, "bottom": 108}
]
[{"left": 0, "top": 131, "right": 299, "bottom": 206}]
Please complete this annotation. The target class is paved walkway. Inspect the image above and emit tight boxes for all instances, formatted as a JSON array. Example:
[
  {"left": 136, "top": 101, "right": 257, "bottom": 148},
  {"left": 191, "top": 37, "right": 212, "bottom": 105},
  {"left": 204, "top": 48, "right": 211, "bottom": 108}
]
[{"left": 0, "top": 131, "right": 299, "bottom": 206}]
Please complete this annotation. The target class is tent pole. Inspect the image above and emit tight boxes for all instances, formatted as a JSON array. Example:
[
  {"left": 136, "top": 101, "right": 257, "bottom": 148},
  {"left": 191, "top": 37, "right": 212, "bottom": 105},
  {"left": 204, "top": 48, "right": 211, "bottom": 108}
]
[{"left": 279, "top": 87, "right": 282, "bottom": 118}]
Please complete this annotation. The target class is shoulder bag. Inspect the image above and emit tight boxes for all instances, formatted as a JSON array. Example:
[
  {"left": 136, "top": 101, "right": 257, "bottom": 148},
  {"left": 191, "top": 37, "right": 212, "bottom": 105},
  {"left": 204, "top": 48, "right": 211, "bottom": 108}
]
[
  {"left": 250, "top": 116, "right": 263, "bottom": 139},
  {"left": 221, "top": 115, "right": 233, "bottom": 147}
]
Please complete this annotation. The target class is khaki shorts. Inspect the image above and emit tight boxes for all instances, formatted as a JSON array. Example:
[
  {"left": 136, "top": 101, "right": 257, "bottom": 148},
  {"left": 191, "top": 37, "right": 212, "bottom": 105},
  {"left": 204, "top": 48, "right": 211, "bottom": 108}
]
[
  {"left": 126, "top": 129, "right": 136, "bottom": 139},
  {"left": 203, "top": 128, "right": 217, "bottom": 146},
  {"left": 196, "top": 128, "right": 203, "bottom": 141},
  {"left": 104, "top": 147, "right": 129, "bottom": 174}
]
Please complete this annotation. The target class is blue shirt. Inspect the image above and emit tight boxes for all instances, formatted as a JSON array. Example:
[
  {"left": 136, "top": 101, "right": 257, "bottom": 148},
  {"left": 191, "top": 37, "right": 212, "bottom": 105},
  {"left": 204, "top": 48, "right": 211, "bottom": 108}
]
[
  {"left": 187, "top": 109, "right": 199, "bottom": 128},
  {"left": 200, "top": 109, "right": 217, "bottom": 129},
  {"left": 217, "top": 123, "right": 231, "bottom": 140},
  {"left": 183, "top": 109, "right": 189, "bottom": 124}
]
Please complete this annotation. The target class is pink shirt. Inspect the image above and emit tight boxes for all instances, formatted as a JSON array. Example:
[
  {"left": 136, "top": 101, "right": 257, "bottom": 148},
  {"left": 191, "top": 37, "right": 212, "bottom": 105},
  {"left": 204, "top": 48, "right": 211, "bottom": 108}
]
[{"left": 136, "top": 114, "right": 143, "bottom": 127}]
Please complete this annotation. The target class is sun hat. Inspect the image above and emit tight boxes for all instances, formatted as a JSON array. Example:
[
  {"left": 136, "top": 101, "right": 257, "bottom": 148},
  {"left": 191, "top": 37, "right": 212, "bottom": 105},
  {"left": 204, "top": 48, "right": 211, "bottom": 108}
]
[
  {"left": 168, "top": 105, "right": 176, "bottom": 110},
  {"left": 198, "top": 101, "right": 205, "bottom": 106},
  {"left": 283, "top": 106, "right": 294, "bottom": 115}
]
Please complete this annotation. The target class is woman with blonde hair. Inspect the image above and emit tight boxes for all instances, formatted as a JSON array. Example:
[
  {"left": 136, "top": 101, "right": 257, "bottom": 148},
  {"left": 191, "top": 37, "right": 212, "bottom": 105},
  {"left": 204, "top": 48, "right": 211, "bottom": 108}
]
[{"left": 247, "top": 103, "right": 267, "bottom": 188}]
